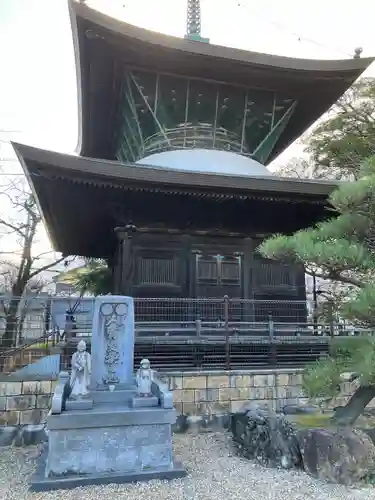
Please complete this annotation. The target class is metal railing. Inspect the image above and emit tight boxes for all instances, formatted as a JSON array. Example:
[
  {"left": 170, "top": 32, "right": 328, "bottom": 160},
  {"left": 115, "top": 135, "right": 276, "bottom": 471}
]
[
  {"left": 0, "top": 294, "right": 63, "bottom": 374},
  {"left": 142, "top": 123, "right": 252, "bottom": 157},
  {"left": 132, "top": 297, "right": 364, "bottom": 339},
  {"left": 134, "top": 297, "right": 308, "bottom": 335},
  {"left": 0, "top": 295, "right": 371, "bottom": 374}
]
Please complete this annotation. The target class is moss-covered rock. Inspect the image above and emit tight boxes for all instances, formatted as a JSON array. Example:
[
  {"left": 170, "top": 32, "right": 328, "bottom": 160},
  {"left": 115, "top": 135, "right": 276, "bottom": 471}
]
[
  {"left": 287, "top": 413, "right": 332, "bottom": 429},
  {"left": 231, "top": 403, "right": 302, "bottom": 469},
  {"left": 297, "top": 427, "right": 375, "bottom": 485}
]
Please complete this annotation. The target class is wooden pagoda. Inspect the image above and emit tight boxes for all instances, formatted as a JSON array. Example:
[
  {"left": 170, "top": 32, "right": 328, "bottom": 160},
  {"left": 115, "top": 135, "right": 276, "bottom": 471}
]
[{"left": 13, "top": 1, "right": 373, "bottom": 342}]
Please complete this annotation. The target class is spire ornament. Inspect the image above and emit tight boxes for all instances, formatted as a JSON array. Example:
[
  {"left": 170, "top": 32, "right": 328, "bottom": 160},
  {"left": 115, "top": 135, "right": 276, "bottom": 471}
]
[{"left": 185, "top": 0, "right": 209, "bottom": 43}]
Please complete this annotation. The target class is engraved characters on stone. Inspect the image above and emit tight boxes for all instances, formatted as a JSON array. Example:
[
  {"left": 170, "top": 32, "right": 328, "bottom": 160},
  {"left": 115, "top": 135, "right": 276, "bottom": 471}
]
[
  {"left": 100, "top": 302, "right": 128, "bottom": 385},
  {"left": 136, "top": 358, "right": 154, "bottom": 397},
  {"left": 70, "top": 340, "right": 91, "bottom": 399}
]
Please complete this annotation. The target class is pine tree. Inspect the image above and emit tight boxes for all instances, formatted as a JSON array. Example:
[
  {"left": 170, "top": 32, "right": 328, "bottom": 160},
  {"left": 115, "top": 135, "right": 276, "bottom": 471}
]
[
  {"left": 58, "top": 260, "right": 112, "bottom": 297},
  {"left": 306, "top": 78, "right": 375, "bottom": 180},
  {"left": 259, "top": 157, "right": 375, "bottom": 425}
]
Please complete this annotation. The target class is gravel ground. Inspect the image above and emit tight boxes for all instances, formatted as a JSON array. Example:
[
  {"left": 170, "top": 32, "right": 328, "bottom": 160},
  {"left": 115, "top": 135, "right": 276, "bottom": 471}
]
[{"left": 1, "top": 432, "right": 375, "bottom": 500}]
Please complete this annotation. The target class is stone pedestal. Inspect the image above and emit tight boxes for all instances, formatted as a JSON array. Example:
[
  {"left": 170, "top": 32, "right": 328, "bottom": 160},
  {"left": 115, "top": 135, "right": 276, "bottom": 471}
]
[
  {"left": 31, "top": 296, "right": 186, "bottom": 491},
  {"left": 47, "top": 406, "right": 177, "bottom": 475},
  {"left": 31, "top": 403, "right": 185, "bottom": 491},
  {"left": 47, "top": 424, "right": 175, "bottom": 475}
]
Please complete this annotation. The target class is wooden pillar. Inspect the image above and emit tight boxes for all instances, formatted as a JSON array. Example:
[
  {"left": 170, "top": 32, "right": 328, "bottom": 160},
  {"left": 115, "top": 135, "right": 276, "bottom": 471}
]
[
  {"left": 114, "top": 224, "right": 137, "bottom": 295},
  {"left": 113, "top": 233, "right": 122, "bottom": 295},
  {"left": 190, "top": 249, "right": 202, "bottom": 297},
  {"left": 181, "top": 234, "right": 192, "bottom": 298},
  {"left": 243, "top": 237, "right": 254, "bottom": 322},
  {"left": 106, "top": 255, "right": 116, "bottom": 295}
]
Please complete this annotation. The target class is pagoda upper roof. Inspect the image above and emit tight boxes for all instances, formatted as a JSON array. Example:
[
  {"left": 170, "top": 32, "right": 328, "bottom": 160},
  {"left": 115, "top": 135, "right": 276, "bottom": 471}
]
[
  {"left": 13, "top": 142, "right": 336, "bottom": 257},
  {"left": 69, "top": 0, "right": 373, "bottom": 163}
]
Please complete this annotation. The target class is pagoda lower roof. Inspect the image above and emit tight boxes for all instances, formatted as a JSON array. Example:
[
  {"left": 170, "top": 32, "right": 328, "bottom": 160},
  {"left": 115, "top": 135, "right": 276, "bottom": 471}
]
[
  {"left": 14, "top": 142, "right": 336, "bottom": 197},
  {"left": 69, "top": 0, "right": 373, "bottom": 162},
  {"left": 13, "top": 143, "right": 336, "bottom": 257}
]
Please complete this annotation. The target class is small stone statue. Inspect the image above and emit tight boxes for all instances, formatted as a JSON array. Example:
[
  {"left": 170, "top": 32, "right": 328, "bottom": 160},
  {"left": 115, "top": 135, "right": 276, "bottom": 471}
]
[
  {"left": 70, "top": 340, "right": 91, "bottom": 399},
  {"left": 136, "top": 358, "right": 154, "bottom": 397}
]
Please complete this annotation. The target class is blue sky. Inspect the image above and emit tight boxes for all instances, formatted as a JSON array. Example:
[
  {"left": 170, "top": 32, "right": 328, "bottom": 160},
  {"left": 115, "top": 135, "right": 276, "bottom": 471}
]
[{"left": 1, "top": 0, "right": 375, "bottom": 257}]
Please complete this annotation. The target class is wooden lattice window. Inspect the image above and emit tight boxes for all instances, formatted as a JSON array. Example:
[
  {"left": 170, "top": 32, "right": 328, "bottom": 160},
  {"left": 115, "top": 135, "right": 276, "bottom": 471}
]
[
  {"left": 254, "top": 259, "right": 297, "bottom": 291},
  {"left": 221, "top": 258, "right": 241, "bottom": 284},
  {"left": 138, "top": 256, "right": 177, "bottom": 285},
  {"left": 197, "top": 256, "right": 219, "bottom": 285},
  {"left": 196, "top": 254, "right": 241, "bottom": 285}
]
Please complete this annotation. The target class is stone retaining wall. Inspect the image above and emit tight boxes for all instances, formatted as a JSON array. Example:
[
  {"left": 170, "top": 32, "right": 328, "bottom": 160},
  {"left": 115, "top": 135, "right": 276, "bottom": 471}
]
[
  {"left": 0, "top": 369, "right": 364, "bottom": 446},
  {"left": 159, "top": 370, "right": 308, "bottom": 415},
  {"left": 0, "top": 380, "right": 56, "bottom": 427}
]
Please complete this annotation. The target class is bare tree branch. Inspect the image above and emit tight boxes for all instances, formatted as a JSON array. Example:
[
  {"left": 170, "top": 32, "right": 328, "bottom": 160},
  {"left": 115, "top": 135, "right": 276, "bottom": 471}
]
[
  {"left": 0, "top": 177, "right": 73, "bottom": 350},
  {"left": 31, "top": 250, "right": 61, "bottom": 261},
  {"left": 28, "top": 256, "right": 66, "bottom": 280},
  {"left": 0, "top": 219, "right": 26, "bottom": 238}
]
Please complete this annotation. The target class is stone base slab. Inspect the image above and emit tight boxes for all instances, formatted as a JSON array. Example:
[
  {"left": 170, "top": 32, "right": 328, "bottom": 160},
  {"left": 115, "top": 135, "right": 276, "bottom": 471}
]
[
  {"left": 131, "top": 395, "right": 159, "bottom": 408},
  {"left": 31, "top": 447, "right": 186, "bottom": 492},
  {"left": 47, "top": 404, "right": 176, "bottom": 430},
  {"left": 91, "top": 389, "right": 136, "bottom": 404},
  {"left": 65, "top": 398, "right": 93, "bottom": 411},
  {"left": 46, "top": 422, "right": 176, "bottom": 476},
  {"left": 0, "top": 413, "right": 231, "bottom": 447}
]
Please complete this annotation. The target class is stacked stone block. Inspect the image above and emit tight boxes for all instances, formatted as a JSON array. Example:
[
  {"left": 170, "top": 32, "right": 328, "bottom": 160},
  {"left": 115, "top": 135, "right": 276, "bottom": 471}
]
[
  {"left": 0, "top": 380, "right": 55, "bottom": 427},
  {"left": 160, "top": 370, "right": 308, "bottom": 416},
  {"left": 1, "top": 370, "right": 372, "bottom": 442}
]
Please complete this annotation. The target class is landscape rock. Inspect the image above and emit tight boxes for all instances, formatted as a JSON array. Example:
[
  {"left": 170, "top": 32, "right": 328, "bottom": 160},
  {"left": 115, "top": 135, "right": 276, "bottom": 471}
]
[
  {"left": 172, "top": 413, "right": 231, "bottom": 433},
  {"left": 297, "top": 427, "right": 375, "bottom": 485},
  {"left": 230, "top": 402, "right": 302, "bottom": 469},
  {"left": 0, "top": 424, "right": 48, "bottom": 447},
  {"left": 362, "top": 427, "right": 375, "bottom": 445},
  {"left": 283, "top": 404, "right": 319, "bottom": 415},
  {"left": 18, "top": 424, "right": 48, "bottom": 446},
  {"left": 0, "top": 426, "right": 18, "bottom": 447},
  {"left": 173, "top": 415, "right": 189, "bottom": 433}
]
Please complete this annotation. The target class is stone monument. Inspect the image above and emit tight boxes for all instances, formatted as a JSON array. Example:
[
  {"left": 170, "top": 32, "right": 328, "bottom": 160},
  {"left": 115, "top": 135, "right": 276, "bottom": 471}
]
[{"left": 31, "top": 296, "right": 186, "bottom": 491}]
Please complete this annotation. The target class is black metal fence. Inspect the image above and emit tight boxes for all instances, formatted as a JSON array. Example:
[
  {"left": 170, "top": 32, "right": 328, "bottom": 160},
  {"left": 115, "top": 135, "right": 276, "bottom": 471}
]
[
  {"left": 136, "top": 296, "right": 368, "bottom": 341},
  {"left": 134, "top": 296, "right": 308, "bottom": 324},
  {"left": 0, "top": 294, "right": 359, "bottom": 341},
  {"left": 0, "top": 295, "right": 371, "bottom": 374}
]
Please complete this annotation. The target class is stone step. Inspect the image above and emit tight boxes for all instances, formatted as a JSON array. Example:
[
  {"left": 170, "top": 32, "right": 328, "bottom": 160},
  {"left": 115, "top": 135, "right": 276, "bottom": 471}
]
[
  {"left": 91, "top": 389, "right": 136, "bottom": 405},
  {"left": 65, "top": 399, "right": 94, "bottom": 411},
  {"left": 48, "top": 405, "right": 176, "bottom": 430}
]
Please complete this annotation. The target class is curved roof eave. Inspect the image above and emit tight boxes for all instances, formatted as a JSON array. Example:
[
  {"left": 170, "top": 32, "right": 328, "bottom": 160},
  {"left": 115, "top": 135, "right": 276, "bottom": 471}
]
[
  {"left": 69, "top": 0, "right": 84, "bottom": 157},
  {"left": 12, "top": 142, "right": 338, "bottom": 198},
  {"left": 69, "top": 0, "right": 373, "bottom": 74},
  {"left": 12, "top": 141, "right": 337, "bottom": 258},
  {"left": 68, "top": 0, "right": 374, "bottom": 161}
]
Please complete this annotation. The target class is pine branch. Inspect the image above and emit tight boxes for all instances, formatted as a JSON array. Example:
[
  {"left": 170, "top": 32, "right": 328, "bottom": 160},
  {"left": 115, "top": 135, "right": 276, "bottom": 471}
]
[
  {"left": 311, "top": 270, "right": 365, "bottom": 289},
  {"left": 329, "top": 272, "right": 366, "bottom": 289}
]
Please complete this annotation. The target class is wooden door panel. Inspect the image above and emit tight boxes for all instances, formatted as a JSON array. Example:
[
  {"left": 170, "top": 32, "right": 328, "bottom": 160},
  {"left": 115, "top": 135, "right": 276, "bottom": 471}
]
[{"left": 193, "top": 253, "right": 243, "bottom": 299}]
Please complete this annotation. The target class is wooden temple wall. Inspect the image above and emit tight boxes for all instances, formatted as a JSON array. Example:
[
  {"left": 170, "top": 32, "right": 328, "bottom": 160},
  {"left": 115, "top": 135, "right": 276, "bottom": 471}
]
[{"left": 113, "top": 232, "right": 306, "bottom": 323}]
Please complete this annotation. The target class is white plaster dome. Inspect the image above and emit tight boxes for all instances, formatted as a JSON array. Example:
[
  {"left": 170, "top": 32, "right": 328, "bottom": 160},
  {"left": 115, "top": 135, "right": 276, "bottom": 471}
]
[{"left": 136, "top": 149, "right": 271, "bottom": 177}]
